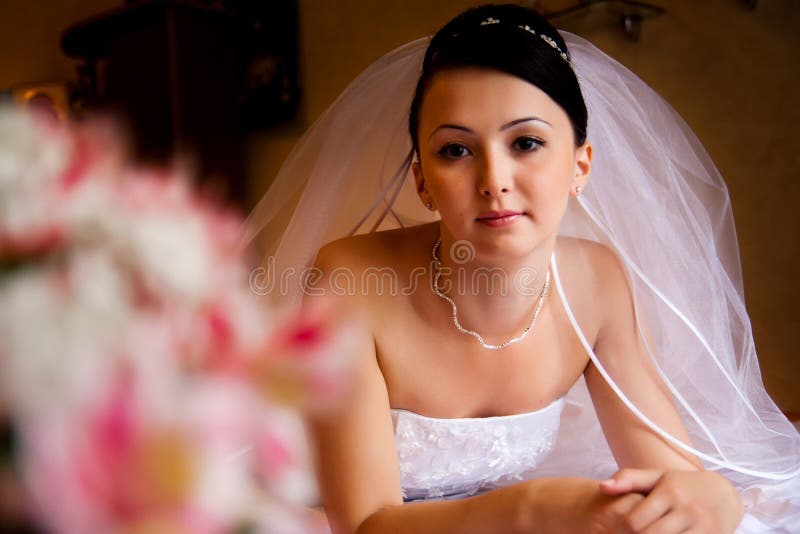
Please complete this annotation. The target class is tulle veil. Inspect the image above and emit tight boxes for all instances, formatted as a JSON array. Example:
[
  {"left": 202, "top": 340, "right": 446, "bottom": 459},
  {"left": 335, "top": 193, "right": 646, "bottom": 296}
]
[{"left": 242, "top": 32, "right": 800, "bottom": 531}]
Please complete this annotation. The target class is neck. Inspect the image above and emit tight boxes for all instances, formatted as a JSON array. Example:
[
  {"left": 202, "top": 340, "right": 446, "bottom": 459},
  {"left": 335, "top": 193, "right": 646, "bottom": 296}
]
[{"left": 433, "top": 230, "right": 555, "bottom": 341}]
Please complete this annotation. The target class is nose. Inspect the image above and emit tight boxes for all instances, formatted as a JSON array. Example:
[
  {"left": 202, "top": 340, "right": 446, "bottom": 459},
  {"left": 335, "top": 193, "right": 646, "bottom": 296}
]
[{"left": 477, "top": 151, "right": 512, "bottom": 198}]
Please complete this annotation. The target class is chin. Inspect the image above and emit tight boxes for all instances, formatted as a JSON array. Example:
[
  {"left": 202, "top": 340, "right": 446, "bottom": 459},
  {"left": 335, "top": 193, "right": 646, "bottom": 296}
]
[{"left": 472, "top": 233, "right": 540, "bottom": 263}]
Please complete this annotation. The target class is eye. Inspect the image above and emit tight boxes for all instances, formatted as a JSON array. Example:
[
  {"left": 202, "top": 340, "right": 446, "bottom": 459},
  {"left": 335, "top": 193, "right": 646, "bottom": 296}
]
[
  {"left": 438, "top": 143, "right": 471, "bottom": 159},
  {"left": 512, "top": 136, "right": 544, "bottom": 152}
]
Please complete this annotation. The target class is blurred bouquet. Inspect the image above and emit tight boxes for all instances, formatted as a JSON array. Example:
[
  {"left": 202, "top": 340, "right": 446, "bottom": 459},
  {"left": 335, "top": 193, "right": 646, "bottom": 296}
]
[{"left": 0, "top": 107, "right": 356, "bottom": 533}]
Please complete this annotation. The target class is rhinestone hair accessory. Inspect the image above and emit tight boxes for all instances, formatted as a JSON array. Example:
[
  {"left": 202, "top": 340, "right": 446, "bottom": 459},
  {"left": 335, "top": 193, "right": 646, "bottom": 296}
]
[{"left": 480, "top": 17, "right": 571, "bottom": 65}]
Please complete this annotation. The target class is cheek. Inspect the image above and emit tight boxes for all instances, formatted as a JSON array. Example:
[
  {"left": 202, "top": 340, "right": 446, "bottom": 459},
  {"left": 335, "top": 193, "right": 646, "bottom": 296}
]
[
  {"left": 516, "top": 160, "right": 573, "bottom": 225},
  {"left": 425, "top": 165, "right": 473, "bottom": 200},
  {"left": 520, "top": 156, "right": 573, "bottom": 197}
]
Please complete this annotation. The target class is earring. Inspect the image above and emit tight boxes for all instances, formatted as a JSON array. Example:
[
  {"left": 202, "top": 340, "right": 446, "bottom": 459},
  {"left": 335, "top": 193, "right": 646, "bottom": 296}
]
[
  {"left": 426, "top": 202, "right": 433, "bottom": 209},
  {"left": 575, "top": 185, "right": 583, "bottom": 195}
]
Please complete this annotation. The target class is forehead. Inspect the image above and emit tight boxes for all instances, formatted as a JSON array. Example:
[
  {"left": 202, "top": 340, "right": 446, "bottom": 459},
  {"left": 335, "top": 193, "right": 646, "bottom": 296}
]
[{"left": 418, "top": 67, "right": 569, "bottom": 132}]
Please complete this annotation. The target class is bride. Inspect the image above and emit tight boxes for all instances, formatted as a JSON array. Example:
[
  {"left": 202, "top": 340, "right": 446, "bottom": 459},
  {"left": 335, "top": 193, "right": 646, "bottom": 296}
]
[{"left": 245, "top": 4, "right": 800, "bottom": 533}]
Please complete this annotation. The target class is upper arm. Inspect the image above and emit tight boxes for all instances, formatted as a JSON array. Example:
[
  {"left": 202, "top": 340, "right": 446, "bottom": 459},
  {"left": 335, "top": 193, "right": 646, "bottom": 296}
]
[
  {"left": 306, "top": 241, "right": 403, "bottom": 534},
  {"left": 584, "top": 245, "right": 700, "bottom": 471}
]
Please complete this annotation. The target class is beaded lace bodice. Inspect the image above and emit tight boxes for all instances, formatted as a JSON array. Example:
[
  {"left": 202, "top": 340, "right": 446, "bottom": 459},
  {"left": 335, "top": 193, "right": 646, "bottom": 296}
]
[{"left": 390, "top": 397, "right": 565, "bottom": 501}]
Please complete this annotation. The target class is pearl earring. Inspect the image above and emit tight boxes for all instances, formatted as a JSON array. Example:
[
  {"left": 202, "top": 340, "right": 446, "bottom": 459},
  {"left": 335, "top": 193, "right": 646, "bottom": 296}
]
[{"left": 575, "top": 185, "right": 583, "bottom": 195}]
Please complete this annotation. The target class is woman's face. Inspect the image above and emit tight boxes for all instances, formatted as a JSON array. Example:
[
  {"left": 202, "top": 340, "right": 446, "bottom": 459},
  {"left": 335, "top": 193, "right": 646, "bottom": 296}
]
[{"left": 413, "top": 67, "right": 591, "bottom": 261}]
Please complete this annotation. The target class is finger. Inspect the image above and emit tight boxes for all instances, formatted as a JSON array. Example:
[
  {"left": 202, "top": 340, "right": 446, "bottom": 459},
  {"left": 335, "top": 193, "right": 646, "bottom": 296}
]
[
  {"left": 598, "top": 477, "right": 632, "bottom": 496},
  {"left": 640, "top": 510, "right": 691, "bottom": 534},
  {"left": 624, "top": 489, "right": 672, "bottom": 532},
  {"left": 595, "top": 493, "right": 645, "bottom": 534},
  {"left": 612, "top": 492, "right": 647, "bottom": 515},
  {"left": 599, "top": 468, "right": 662, "bottom": 495}
]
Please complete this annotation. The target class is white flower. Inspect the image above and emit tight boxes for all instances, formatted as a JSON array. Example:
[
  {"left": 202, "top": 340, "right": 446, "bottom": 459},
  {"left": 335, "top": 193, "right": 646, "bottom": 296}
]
[
  {"left": 126, "top": 213, "right": 213, "bottom": 300},
  {"left": 0, "top": 107, "right": 69, "bottom": 193},
  {"left": 0, "top": 107, "right": 72, "bottom": 237},
  {"left": 0, "top": 250, "right": 130, "bottom": 417}
]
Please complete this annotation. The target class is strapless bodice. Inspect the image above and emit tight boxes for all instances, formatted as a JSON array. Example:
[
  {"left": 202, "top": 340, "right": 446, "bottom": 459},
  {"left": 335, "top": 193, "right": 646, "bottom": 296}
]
[{"left": 390, "top": 397, "right": 565, "bottom": 501}]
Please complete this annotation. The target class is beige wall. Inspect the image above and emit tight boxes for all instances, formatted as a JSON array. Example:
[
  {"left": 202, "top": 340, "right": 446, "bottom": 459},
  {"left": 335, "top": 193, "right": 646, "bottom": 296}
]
[{"left": 2, "top": 0, "right": 798, "bottom": 411}]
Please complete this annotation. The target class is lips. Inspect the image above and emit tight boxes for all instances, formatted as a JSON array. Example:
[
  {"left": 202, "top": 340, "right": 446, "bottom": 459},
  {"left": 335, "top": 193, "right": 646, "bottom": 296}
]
[
  {"left": 476, "top": 210, "right": 525, "bottom": 227},
  {"left": 476, "top": 210, "right": 524, "bottom": 220}
]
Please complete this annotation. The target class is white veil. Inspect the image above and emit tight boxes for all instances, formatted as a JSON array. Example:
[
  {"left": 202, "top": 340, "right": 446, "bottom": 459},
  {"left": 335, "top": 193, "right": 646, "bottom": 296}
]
[{"left": 243, "top": 32, "right": 800, "bottom": 530}]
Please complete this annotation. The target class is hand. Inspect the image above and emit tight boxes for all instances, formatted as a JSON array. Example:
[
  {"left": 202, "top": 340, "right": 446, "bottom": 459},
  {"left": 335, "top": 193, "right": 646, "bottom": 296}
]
[
  {"left": 598, "top": 468, "right": 744, "bottom": 533},
  {"left": 513, "top": 477, "right": 646, "bottom": 533}
]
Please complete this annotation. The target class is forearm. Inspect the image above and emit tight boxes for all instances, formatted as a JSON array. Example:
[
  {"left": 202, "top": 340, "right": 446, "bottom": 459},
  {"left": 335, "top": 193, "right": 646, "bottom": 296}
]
[{"left": 355, "top": 481, "right": 542, "bottom": 534}]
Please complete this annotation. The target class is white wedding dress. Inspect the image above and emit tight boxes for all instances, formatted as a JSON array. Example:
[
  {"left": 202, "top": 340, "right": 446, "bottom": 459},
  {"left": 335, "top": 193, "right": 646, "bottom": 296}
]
[{"left": 392, "top": 398, "right": 565, "bottom": 502}]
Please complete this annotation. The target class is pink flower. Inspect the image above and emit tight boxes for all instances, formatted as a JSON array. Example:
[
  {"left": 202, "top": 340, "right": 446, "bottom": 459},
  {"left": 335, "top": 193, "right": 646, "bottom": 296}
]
[
  {"left": 249, "top": 299, "right": 361, "bottom": 413},
  {"left": 0, "top": 108, "right": 350, "bottom": 532}
]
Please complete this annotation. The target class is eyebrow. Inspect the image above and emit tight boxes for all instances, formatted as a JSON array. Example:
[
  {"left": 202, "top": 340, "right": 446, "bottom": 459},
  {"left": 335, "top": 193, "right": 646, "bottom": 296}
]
[{"left": 429, "top": 117, "right": 552, "bottom": 139}]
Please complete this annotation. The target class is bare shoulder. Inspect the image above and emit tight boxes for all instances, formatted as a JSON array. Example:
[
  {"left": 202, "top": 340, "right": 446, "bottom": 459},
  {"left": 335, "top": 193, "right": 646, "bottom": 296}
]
[
  {"left": 554, "top": 237, "right": 633, "bottom": 351},
  {"left": 314, "top": 222, "right": 437, "bottom": 272},
  {"left": 310, "top": 223, "right": 437, "bottom": 309},
  {"left": 555, "top": 236, "right": 628, "bottom": 298}
]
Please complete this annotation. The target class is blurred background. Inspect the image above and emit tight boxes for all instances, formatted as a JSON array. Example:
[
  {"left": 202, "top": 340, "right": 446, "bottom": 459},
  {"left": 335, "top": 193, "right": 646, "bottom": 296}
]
[{"left": 1, "top": 0, "right": 797, "bottom": 415}]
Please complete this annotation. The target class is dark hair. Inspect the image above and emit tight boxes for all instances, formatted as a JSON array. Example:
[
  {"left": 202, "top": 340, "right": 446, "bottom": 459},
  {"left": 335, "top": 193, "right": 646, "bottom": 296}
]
[{"left": 408, "top": 4, "right": 588, "bottom": 154}]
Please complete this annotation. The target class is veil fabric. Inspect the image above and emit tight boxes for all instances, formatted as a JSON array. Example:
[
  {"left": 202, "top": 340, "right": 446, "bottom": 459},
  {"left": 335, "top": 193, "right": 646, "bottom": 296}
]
[{"left": 244, "top": 32, "right": 800, "bottom": 530}]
